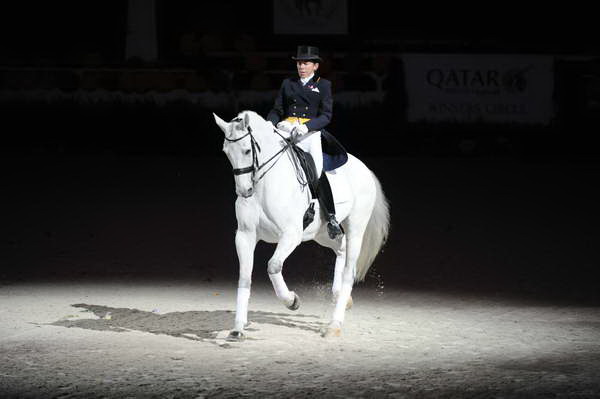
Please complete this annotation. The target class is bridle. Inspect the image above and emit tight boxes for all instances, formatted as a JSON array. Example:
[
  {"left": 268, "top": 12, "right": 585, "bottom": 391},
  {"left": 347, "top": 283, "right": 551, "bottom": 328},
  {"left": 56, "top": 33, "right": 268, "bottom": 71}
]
[
  {"left": 224, "top": 125, "right": 262, "bottom": 177},
  {"left": 224, "top": 120, "right": 298, "bottom": 185}
]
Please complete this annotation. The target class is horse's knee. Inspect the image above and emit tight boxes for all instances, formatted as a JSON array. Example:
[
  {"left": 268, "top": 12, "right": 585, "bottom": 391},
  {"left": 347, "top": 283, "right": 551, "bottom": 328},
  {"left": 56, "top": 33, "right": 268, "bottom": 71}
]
[{"left": 267, "top": 259, "right": 283, "bottom": 275}]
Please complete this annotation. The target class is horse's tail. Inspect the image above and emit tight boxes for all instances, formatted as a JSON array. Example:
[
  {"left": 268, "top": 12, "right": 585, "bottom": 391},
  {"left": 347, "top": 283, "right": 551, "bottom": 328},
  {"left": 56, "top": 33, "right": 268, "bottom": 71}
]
[{"left": 355, "top": 171, "right": 390, "bottom": 282}]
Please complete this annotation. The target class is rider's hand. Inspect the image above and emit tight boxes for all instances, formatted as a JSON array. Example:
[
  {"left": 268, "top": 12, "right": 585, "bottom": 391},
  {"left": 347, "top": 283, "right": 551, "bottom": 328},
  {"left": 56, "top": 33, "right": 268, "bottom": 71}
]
[
  {"left": 276, "top": 121, "right": 293, "bottom": 132},
  {"left": 296, "top": 124, "right": 309, "bottom": 135}
]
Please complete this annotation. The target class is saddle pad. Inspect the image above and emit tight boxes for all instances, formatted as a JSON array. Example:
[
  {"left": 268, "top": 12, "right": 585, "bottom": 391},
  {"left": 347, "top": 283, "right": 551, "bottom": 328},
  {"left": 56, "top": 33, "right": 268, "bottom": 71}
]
[{"left": 326, "top": 169, "right": 351, "bottom": 204}]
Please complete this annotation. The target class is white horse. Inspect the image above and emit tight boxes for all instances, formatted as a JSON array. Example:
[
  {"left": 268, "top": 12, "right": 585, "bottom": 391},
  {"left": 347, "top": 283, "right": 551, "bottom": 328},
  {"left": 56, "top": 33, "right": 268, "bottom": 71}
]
[{"left": 213, "top": 110, "right": 390, "bottom": 339}]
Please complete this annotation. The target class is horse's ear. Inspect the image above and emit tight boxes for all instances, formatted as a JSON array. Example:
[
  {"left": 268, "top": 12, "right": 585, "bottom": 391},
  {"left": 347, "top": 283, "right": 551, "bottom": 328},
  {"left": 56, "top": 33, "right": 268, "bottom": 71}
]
[
  {"left": 244, "top": 113, "right": 250, "bottom": 129},
  {"left": 213, "top": 113, "right": 229, "bottom": 134}
]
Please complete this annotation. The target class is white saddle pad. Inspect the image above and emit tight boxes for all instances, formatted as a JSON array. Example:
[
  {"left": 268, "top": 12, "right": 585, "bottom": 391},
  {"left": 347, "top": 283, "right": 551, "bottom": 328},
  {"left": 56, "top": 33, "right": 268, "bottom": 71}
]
[{"left": 325, "top": 169, "right": 352, "bottom": 204}]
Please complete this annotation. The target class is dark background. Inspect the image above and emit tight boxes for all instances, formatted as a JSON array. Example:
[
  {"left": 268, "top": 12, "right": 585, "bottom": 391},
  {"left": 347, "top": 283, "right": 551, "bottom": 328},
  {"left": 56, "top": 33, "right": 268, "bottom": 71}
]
[{"left": 1, "top": 1, "right": 600, "bottom": 303}]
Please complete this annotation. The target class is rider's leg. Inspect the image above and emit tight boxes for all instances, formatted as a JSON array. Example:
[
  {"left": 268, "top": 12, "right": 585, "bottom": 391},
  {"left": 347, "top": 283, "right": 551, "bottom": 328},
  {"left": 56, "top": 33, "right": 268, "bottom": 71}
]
[
  {"left": 298, "top": 131, "right": 343, "bottom": 239},
  {"left": 317, "top": 173, "right": 344, "bottom": 239},
  {"left": 297, "top": 131, "right": 322, "bottom": 178}
]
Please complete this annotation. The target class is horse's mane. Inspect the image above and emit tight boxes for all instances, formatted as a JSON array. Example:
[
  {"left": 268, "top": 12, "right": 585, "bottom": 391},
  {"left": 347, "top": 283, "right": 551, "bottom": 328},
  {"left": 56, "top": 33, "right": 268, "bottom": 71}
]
[
  {"left": 237, "top": 110, "right": 266, "bottom": 124},
  {"left": 226, "top": 110, "right": 269, "bottom": 141}
]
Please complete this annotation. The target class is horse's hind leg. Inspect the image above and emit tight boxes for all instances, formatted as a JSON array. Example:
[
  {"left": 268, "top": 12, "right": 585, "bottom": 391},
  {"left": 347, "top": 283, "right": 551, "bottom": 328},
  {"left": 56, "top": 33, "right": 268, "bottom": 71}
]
[
  {"left": 268, "top": 231, "right": 302, "bottom": 310},
  {"left": 331, "top": 238, "right": 346, "bottom": 297},
  {"left": 330, "top": 238, "right": 352, "bottom": 310},
  {"left": 228, "top": 230, "right": 256, "bottom": 341},
  {"left": 323, "top": 221, "right": 368, "bottom": 337}
]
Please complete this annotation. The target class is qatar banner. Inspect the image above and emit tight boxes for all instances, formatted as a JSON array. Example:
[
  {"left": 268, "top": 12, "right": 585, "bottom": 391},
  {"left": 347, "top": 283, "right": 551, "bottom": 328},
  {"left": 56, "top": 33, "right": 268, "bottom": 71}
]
[{"left": 403, "top": 54, "right": 554, "bottom": 124}]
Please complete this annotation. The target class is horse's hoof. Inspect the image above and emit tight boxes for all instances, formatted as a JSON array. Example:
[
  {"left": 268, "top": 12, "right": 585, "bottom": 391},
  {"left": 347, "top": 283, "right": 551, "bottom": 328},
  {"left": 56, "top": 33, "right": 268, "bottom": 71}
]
[
  {"left": 286, "top": 292, "right": 300, "bottom": 311},
  {"left": 346, "top": 295, "right": 353, "bottom": 310},
  {"left": 321, "top": 324, "right": 342, "bottom": 338},
  {"left": 226, "top": 330, "right": 245, "bottom": 342}
]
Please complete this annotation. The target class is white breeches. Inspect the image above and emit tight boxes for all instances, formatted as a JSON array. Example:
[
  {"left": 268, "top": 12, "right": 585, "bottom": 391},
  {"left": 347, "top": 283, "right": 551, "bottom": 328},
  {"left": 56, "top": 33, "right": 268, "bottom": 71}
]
[{"left": 297, "top": 131, "right": 323, "bottom": 178}]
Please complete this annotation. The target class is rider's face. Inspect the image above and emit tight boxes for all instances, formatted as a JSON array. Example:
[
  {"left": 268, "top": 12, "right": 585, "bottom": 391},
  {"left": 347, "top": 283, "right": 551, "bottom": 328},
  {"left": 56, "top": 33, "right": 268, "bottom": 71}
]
[{"left": 296, "top": 61, "right": 319, "bottom": 79}]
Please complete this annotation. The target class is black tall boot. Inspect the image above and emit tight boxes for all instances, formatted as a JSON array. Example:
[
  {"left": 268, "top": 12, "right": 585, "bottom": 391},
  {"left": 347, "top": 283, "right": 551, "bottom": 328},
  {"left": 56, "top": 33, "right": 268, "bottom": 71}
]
[{"left": 317, "top": 173, "right": 344, "bottom": 239}]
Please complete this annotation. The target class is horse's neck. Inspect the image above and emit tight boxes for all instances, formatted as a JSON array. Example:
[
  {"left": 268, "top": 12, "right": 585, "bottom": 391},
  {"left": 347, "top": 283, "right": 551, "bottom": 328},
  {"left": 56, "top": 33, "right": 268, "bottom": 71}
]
[
  {"left": 254, "top": 128, "right": 303, "bottom": 203},
  {"left": 254, "top": 126, "right": 280, "bottom": 159}
]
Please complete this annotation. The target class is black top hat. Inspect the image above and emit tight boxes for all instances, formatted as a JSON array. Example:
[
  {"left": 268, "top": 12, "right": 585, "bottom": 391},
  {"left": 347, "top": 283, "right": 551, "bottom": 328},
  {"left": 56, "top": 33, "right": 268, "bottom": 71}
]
[{"left": 291, "top": 45, "right": 322, "bottom": 62}]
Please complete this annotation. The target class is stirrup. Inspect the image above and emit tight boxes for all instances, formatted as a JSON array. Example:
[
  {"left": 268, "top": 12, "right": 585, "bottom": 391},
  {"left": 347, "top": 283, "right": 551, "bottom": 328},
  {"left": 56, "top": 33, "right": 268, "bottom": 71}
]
[{"left": 327, "top": 215, "right": 344, "bottom": 239}]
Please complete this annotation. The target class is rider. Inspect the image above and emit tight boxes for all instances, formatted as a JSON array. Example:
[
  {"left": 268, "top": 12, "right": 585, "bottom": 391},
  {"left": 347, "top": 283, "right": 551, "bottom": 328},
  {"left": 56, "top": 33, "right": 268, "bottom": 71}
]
[{"left": 266, "top": 45, "right": 347, "bottom": 240}]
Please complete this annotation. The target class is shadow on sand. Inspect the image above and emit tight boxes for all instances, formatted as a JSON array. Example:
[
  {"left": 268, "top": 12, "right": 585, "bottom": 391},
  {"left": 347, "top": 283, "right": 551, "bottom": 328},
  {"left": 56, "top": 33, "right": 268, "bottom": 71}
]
[{"left": 50, "top": 303, "right": 323, "bottom": 342}]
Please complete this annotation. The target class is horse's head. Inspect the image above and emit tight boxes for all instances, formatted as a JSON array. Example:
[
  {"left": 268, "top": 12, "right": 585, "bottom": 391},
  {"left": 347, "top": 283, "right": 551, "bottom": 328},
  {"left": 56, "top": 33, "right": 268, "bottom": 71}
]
[{"left": 214, "top": 111, "right": 260, "bottom": 198}]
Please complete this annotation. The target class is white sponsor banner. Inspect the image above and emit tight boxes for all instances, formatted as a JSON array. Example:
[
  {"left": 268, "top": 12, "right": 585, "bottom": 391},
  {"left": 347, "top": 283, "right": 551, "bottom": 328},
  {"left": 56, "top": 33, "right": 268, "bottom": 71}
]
[
  {"left": 403, "top": 54, "right": 554, "bottom": 124},
  {"left": 274, "top": 0, "right": 348, "bottom": 34}
]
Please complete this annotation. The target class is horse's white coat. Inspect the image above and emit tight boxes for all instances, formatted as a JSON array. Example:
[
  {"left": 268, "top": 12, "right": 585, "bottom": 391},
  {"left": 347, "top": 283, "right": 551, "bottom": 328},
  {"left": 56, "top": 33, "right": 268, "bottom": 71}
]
[{"left": 214, "top": 111, "right": 390, "bottom": 337}]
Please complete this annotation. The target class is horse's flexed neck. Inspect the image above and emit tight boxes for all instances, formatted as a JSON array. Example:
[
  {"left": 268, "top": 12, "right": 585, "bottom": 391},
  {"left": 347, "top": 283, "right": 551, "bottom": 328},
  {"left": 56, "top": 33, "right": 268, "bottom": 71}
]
[{"left": 213, "top": 111, "right": 283, "bottom": 198}]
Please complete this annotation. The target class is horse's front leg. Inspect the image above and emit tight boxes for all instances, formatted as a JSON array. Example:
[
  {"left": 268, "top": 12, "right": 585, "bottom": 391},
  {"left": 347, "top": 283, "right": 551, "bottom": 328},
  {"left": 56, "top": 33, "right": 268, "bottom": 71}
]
[
  {"left": 268, "top": 230, "right": 302, "bottom": 310},
  {"left": 228, "top": 229, "right": 256, "bottom": 340}
]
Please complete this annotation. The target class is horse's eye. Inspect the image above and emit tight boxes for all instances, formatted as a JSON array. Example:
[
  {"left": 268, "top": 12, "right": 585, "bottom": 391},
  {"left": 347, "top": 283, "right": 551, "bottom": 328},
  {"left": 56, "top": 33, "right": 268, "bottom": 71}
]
[{"left": 244, "top": 149, "right": 251, "bottom": 155}]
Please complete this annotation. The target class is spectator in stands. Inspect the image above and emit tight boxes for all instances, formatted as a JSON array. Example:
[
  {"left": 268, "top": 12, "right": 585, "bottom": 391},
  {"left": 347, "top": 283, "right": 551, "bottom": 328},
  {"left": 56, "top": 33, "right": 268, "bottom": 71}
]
[
  {"left": 382, "top": 56, "right": 407, "bottom": 125},
  {"left": 234, "top": 53, "right": 272, "bottom": 91},
  {"left": 369, "top": 55, "right": 390, "bottom": 93},
  {"left": 179, "top": 32, "right": 208, "bottom": 68},
  {"left": 233, "top": 34, "right": 257, "bottom": 53},
  {"left": 342, "top": 52, "right": 375, "bottom": 91}
]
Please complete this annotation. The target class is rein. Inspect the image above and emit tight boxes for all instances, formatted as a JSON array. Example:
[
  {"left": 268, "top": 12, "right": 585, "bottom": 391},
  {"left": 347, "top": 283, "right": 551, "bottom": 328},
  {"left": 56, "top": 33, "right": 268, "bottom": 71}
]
[{"left": 224, "top": 124, "right": 307, "bottom": 186}]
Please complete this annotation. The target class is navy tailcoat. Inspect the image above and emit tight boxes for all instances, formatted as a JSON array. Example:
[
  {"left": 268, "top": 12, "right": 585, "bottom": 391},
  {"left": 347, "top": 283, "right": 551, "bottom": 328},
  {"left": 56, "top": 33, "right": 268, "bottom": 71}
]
[{"left": 267, "top": 76, "right": 347, "bottom": 171}]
